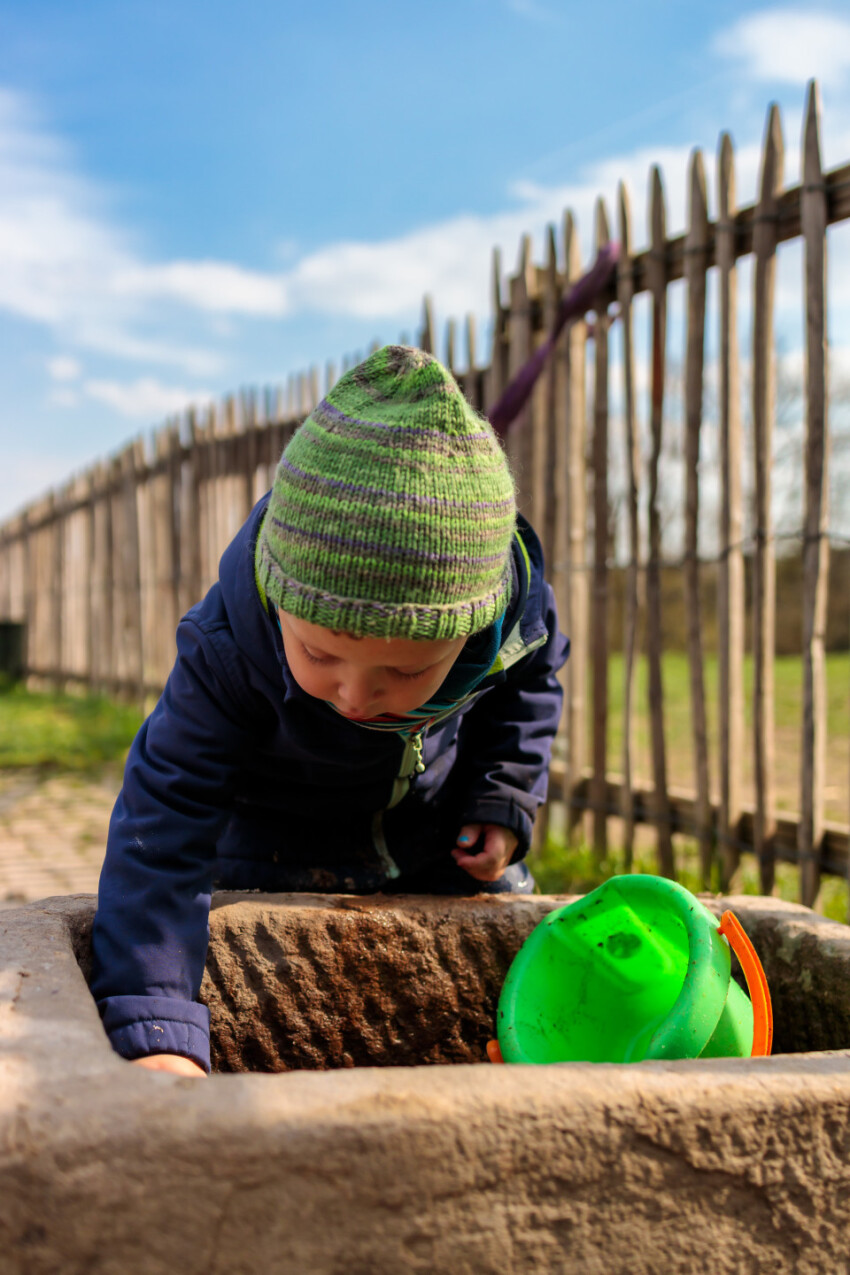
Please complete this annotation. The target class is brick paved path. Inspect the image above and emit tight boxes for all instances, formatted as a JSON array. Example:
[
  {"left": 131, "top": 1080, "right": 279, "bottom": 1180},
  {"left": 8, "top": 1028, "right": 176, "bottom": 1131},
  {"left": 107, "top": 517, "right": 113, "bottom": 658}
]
[{"left": 0, "top": 767, "right": 121, "bottom": 906}]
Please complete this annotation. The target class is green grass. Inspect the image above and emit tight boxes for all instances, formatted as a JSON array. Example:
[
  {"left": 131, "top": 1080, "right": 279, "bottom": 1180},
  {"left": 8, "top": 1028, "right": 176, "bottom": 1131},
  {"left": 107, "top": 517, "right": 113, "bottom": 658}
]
[
  {"left": 0, "top": 681, "right": 142, "bottom": 770},
  {"left": 528, "top": 831, "right": 848, "bottom": 924},
  {"left": 602, "top": 651, "right": 849, "bottom": 822}
]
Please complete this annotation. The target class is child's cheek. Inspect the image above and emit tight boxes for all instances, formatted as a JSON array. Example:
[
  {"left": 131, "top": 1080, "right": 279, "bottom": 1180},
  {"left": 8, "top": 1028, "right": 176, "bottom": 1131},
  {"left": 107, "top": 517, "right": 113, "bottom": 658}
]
[{"left": 289, "top": 654, "right": 329, "bottom": 701}]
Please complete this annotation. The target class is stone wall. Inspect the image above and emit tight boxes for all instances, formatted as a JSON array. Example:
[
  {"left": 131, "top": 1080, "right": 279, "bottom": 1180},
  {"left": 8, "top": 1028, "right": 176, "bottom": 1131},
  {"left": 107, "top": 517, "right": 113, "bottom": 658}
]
[{"left": 3, "top": 891, "right": 850, "bottom": 1273}]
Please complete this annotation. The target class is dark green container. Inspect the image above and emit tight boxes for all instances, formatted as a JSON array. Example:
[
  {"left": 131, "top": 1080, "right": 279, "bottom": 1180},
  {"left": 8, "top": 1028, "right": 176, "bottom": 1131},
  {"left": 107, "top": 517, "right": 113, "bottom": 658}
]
[{"left": 0, "top": 622, "right": 25, "bottom": 682}]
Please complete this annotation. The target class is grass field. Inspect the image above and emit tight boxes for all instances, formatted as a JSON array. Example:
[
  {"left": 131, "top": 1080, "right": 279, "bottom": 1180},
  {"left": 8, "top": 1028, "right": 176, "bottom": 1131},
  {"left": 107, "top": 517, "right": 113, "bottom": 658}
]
[
  {"left": 602, "top": 651, "right": 849, "bottom": 824},
  {"left": 0, "top": 680, "right": 142, "bottom": 771}
]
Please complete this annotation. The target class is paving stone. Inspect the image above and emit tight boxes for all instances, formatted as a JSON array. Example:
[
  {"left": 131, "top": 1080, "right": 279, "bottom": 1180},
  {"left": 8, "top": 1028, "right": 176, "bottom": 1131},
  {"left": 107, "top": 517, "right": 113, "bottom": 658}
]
[{"left": 0, "top": 768, "right": 116, "bottom": 904}]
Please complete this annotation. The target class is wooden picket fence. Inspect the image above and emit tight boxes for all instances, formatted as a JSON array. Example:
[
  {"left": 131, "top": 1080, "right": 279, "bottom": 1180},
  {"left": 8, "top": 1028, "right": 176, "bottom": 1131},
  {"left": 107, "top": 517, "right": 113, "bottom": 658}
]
[{"left": 0, "top": 83, "right": 848, "bottom": 905}]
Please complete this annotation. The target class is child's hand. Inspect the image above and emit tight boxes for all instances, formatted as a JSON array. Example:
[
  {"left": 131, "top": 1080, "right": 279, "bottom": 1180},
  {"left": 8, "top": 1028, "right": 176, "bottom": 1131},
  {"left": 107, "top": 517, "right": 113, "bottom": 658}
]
[
  {"left": 131, "top": 1054, "right": 207, "bottom": 1078},
  {"left": 452, "top": 823, "right": 519, "bottom": 882}
]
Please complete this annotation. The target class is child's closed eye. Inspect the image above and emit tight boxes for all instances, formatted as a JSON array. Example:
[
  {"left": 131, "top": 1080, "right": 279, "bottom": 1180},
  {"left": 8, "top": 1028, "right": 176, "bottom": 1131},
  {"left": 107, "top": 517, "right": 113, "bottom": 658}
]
[
  {"left": 391, "top": 667, "right": 429, "bottom": 680},
  {"left": 302, "top": 646, "right": 333, "bottom": 665}
]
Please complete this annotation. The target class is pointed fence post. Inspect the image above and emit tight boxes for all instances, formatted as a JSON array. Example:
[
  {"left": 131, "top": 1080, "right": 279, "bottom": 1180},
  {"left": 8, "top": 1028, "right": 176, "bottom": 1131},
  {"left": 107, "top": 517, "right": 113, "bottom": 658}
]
[
  {"left": 419, "top": 297, "right": 436, "bottom": 355},
  {"left": 683, "top": 148, "right": 713, "bottom": 888},
  {"left": 752, "top": 103, "right": 784, "bottom": 895},
  {"left": 646, "top": 166, "right": 675, "bottom": 878},
  {"left": 506, "top": 236, "right": 535, "bottom": 516},
  {"left": 799, "top": 81, "right": 830, "bottom": 909},
  {"left": 591, "top": 199, "right": 612, "bottom": 862},
  {"left": 563, "top": 213, "right": 589, "bottom": 844},
  {"left": 617, "top": 181, "right": 641, "bottom": 871},
  {"left": 716, "top": 132, "right": 745, "bottom": 892}
]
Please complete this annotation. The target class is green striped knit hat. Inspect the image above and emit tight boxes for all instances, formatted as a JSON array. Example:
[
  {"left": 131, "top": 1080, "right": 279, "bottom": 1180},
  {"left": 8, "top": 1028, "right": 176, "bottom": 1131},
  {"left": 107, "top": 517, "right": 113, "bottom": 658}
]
[{"left": 255, "top": 345, "right": 516, "bottom": 640}]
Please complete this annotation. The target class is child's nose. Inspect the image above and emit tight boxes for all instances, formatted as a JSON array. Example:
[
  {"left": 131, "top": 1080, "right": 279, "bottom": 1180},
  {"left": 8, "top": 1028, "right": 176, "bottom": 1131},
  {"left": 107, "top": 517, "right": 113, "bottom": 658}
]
[{"left": 338, "top": 670, "right": 383, "bottom": 713}]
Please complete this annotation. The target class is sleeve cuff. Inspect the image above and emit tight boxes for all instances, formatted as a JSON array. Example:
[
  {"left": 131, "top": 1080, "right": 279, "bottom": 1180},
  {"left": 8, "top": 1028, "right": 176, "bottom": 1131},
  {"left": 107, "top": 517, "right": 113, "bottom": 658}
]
[{"left": 99, "top": 994, "right": 212, "bottom": 1074}]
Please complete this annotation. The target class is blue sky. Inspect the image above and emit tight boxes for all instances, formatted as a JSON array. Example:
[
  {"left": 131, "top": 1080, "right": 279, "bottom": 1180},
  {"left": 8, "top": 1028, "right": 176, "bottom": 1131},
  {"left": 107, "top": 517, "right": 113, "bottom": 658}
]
[{"left": 2, "top": 0, "right": 850, "bottom": 518}]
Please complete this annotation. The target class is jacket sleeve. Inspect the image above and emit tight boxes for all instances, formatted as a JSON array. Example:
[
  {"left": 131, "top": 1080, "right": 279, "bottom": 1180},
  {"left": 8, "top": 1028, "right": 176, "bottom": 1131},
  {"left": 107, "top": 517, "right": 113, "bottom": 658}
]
[
  {"left": 90, "top": 616, "right": 267, "bottom": 1074},
  {"left": 452, "top": 582, "right": 568, "bottom": 857}
]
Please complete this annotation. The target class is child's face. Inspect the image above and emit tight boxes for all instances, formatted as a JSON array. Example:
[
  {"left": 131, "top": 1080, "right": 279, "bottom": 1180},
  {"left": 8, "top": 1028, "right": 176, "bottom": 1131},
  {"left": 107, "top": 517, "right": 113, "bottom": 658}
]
[{"left": 278, "top": 612, "right": 467, "bottom": 720}]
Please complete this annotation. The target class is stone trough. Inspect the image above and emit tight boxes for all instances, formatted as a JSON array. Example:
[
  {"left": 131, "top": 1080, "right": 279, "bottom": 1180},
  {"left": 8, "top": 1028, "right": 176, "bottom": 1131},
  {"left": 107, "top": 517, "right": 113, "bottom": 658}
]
[{"left": 1, "top": 890, "right": 849, "bottom": 1274}]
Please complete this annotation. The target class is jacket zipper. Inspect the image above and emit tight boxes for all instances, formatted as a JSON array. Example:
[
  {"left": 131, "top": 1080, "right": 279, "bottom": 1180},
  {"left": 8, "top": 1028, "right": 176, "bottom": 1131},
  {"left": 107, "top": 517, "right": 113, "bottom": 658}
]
[{"left": 371, "top": 727, "right": 427, "bottom": 881}]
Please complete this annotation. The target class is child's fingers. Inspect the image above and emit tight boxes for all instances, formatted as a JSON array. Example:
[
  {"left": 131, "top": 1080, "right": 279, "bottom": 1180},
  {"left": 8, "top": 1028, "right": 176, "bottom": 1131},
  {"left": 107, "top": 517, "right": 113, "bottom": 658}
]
[
  {"left": 452, "top": 824, "right": 518, "bottom": 882},
  {"left": 131, "top": 1054, "right": 207, "bottom": 1078},
  {"left": 455, "top": 823, "right": 483, "bottom": 850}
]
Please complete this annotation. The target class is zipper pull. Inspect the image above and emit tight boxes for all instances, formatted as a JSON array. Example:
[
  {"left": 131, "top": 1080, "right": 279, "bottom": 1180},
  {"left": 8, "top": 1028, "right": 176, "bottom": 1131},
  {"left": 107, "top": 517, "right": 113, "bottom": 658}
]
[{"left": 412, "top": 731, "right": 426, "bottom": 774}]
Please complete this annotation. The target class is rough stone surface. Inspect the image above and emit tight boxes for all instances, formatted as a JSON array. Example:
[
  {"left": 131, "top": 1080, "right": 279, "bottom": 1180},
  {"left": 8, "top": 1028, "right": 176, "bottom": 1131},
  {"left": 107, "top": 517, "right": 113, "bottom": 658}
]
[
  {"left": 202, "top": 893, "right": 551, "bottom": 1071},
  {"left": 2, "top": 891, "right": 850, "bottom": 1274}
]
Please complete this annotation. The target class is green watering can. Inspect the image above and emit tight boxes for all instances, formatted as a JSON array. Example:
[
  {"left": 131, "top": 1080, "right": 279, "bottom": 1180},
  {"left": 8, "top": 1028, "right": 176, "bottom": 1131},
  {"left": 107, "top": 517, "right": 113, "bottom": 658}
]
[{"left": 489, "top": 875, "right": 772, "bottom": 1065}]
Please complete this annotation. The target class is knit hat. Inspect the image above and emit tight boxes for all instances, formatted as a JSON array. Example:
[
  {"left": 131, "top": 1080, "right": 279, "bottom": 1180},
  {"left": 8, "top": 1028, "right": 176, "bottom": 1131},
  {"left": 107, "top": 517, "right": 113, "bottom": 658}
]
[{"left": 255, "top": 345, "right": 516, "bottom": 640}]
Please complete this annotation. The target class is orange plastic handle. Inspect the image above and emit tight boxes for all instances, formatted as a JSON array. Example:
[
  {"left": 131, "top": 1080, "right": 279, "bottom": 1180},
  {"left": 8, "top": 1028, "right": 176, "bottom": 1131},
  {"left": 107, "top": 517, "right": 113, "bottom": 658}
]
[
  {"left": 486, "top": 1039, "right": 505, "bottom": 1064},
  {"left": 717, "top": 910, "right": 773, "bottom": 1057}
]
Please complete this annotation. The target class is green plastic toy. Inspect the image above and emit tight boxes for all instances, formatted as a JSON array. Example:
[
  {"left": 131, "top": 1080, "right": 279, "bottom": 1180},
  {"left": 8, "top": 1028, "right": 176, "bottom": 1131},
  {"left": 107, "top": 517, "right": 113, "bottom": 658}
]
[{"left": 491, "top": 875, "right": 772, "bottom": 1065}]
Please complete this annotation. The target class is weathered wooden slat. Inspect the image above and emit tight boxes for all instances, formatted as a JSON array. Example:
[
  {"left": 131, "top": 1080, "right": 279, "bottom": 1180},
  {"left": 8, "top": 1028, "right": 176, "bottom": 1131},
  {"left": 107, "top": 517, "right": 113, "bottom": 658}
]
[
  {"left": 462, "top": 315, "right": 479, "bottom": 409},
  {"left": 529, "top": 227, "right": 564, "bottom": 854},
  {"left": 617, "top": 181, "right": 640, "bottom": 870},
  {"left": 110, "top": 443, "right": 144, "bottom": 705},
  {"left": 799, "top": 82, "right": 830, "bottom": 908},
  {"left": 164, "top": 420, "right": 183, "bottom": 673},
  {"left": 243, "top": 389, "right": 259, "bottom": 513},
  {"left": 135, "top": 436, "right": 156, "bottom": 697},
  {"left": 752, "top": 104, "right": 784, "bottom": 894},
  {"left": 419, "top": 297, "right": 436, "bottom": 355},
  {"left": 646, "top": 166, "right": 675, "bottom": 878},
  {"left": 89, "top": 463, "right": 113, "bottom": 693},
  {"left": 716, "top": 132, "right": 745, "bottom": 891},
  {"left": 49, "top": 492, "right": 63, "bottom": 687},
  {"left": 222, "top": 393, "right": 243, "bottom": 548},
  {"left": 180, "top": 409, "right": 202, "bottom": 619},
  {"left": 530, "top": 232, "right": 556, "bottom": 545},
  {"left": 537, "top": 224, "right": 568, "bottom": 849},
  {"left": 200, "top": 406, "right": 216, "bottom": 593},
  {"left": 445, "top": 318, "right": 456, "bottom": 375},
  {"left": 591, "top": 199, "right": 611, "bottom": 861},
  {"left": 563, "top": 213, "right": 589, "bottom": 839},
  {"left": 61, "top": 475, "right": 90, "bottom": 682},
  {"left": 484, "top": 247, "right": 508, "bottom": 415},
  {"left": 542, "top": 225, "right": 566, "bottom": 619},
  {"left": 683, "top": 149, "right": 713, "bottom": 888},
  {"left": 505, "top": 236, "right": 535, "bottom": 516},
  {"left": 24, "top": 500, "right": 45, "bottom": 681}
]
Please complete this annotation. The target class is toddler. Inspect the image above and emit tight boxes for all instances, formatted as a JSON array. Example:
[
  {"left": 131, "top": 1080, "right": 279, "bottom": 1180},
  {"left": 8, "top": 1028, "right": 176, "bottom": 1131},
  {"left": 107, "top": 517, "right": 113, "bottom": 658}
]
[{"left": 91, "top": 345, "right": 568, "bottom": 1076}]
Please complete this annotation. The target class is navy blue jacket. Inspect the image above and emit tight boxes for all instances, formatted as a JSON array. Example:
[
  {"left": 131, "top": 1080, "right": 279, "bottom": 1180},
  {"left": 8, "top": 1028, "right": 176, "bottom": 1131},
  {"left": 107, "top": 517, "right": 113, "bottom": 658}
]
[{"left": 90, "top": 498, "right": 568, "bottom": 1071}]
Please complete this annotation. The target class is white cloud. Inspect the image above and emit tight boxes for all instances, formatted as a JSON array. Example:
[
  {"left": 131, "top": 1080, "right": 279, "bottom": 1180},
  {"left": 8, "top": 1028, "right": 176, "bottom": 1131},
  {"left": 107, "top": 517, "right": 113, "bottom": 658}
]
[
  {"left": 83, "top": 377, "right": 213, "bottom": 420},
  {"left": 47, "top": 355, "right": 81, "bottom": 381},
  {"left": 0, "top": 89, "right": 272, "bottom": 373},
  {"left": 112, "top": 261, "right": 289, "bottom": 316},
  {"left": 713, "top": 9, "right": 850, "bottom": 88}
]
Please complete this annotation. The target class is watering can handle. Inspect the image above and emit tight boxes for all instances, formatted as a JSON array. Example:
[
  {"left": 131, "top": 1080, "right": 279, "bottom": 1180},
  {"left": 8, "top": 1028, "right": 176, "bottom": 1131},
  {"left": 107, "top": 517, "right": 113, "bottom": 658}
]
[{"left": 718, "top": 911, "right": 773, "bottom": 1057}]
